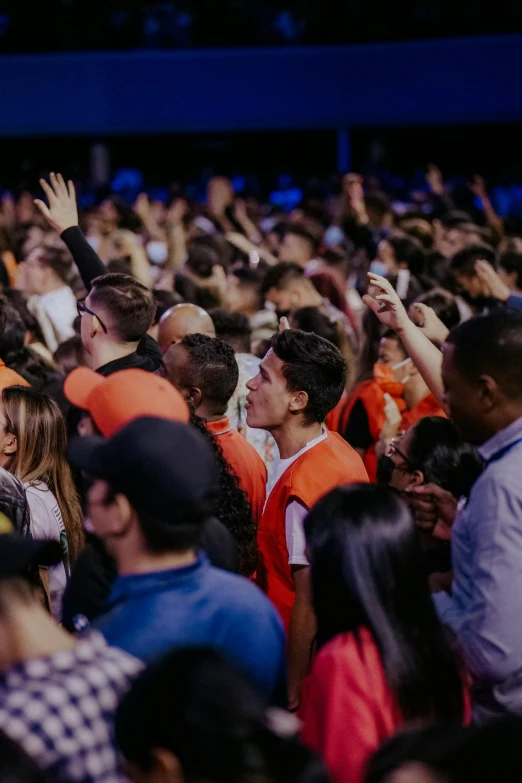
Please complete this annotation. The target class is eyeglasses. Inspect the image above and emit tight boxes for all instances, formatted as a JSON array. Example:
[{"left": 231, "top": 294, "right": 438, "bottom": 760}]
[
  {"left": 76, "top": 300, "right": 108, "bottom": 334},
  {"left": 386, "top": 438, "right": 416, "bottom": 473}
]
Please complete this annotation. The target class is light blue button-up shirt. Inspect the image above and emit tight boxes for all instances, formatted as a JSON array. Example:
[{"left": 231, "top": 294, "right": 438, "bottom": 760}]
[{"left": 434, "top": 415, "right": 522, "bottom": 720}]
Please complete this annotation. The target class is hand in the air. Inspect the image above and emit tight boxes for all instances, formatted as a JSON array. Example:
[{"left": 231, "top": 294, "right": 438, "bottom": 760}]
[{"left": 34, "top": 173, "right": 78, "bottom": 234}]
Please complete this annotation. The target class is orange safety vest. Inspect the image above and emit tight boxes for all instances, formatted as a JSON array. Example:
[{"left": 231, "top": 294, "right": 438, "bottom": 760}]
[{"left": 257, "top": 432, "right": 369, "bottom": 628}]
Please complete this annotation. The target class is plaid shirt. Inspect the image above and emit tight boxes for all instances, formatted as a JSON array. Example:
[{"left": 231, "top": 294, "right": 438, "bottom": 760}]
[{"left": 0, "top": 631, "right": 143, "bottom": 782}]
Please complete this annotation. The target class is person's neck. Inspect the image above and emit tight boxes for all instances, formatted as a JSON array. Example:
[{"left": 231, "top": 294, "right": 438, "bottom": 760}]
[
  {"left": 90, "top": 339, "right": 140, "bottom": 371},
  {"left": 116, "top": 548, "right": 197, "bottom": 576},
  {"left": 40, "top": 279, "right": 66, "bottom": 295},
  {"left": 2, "top": 605, "right": 76, "bottom": 668},
  {"left": 404, "top": 376, "right": 430, "bottom": 410},
  {"left": 197, "top": 403, "right": 226, "bottom": 423},
  {"left": 481, "top": 403, "right": 522, "bottom": 443},
  {"left": 270, "top": 420, "right": 323, "bottom": 459}
]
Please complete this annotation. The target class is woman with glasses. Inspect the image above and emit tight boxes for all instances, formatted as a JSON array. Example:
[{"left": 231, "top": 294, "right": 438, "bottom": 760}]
[
  {"left": 0, "top": 385, "right": 83, "bottom": 619},
  {"left": 299, "top": 483, "right": 469, "bottom": 783},
  {"left": 383, "top": 416, "right": 483, "bottom": 574}
]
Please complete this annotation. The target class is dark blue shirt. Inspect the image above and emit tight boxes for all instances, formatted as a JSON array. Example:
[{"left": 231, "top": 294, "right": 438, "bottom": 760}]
[{"left": 94, "top": 553, "right": 286, "bottom": 697}]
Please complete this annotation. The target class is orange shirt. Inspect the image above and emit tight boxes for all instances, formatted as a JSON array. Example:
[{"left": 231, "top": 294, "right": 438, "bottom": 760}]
[
  {"left": 325, "top": 391, "right": 348, "bottom": 433},
  {"left": 258, "top": 432, "right": 368, "bottom": 627},
  {"left": 401, "top": 393, "right": 446, "bottom": 431},
  {"left": 0, "top": 360, "right": 29, "bottom": 392},
  {"left": 206, "top": 417, "right": 267, "bottom": 524}
]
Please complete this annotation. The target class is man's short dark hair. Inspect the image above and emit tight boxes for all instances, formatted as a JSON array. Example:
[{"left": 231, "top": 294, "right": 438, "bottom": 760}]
[
  {"left": 414, "top": 288, "right": 461, "bottom": 331},
  {"left": 270, "top": 329, "right": 346, "bottom": 425},
  {"left": 450, "top": 244, "right": 496, "bottom": 277},
  {"left": 90, "top": 273, "right": 156, "bottom": 342},
  {"left": 209, "top": 309, "right": 252, "bottom": 354},
  {"left": 262, "top": 262, "right": 304, "bottom": 297},
  {"left": 500, "top": 252, "right": 522, "bottom": 290},
  {"left": 181, "top": 333, "right": 239, "bottom": 415},
  {"left": 447, "top": 311, "right": 522, "bottom": 400},
  {"left": 285, "top": 224, "right": 321, "bottom": 256}
]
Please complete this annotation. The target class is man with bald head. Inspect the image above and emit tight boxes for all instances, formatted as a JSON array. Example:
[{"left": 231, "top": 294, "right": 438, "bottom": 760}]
[{"left": 157, "top": 303, "right": 216, "bottom": 353}]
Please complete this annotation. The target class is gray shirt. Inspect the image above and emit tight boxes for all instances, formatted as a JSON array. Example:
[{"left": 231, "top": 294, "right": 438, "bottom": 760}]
[{"left": 434, "top": 415, "right": 522, "bottom": 721}]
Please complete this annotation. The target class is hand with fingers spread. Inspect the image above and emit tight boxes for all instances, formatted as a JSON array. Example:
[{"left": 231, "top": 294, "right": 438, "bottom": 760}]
[
  {"left": 34, "top": 173, "right": 78, "bottom": 234},
  {"left": 362, "top": 273, "right": 412, "bottom": 334},
  {"left": 475, "top": 260, "right": 510, "bottom": 302},
  {"left": 410, "top": 302, "right": 450, "bottom": 345}
]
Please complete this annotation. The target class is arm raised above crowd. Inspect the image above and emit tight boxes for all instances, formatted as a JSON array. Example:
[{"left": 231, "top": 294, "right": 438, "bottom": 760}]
[
  {"left": 35, "top": 173, "right": 106, "bottom": 289},
  {"left": 363, "top": 273, "right": 444, "bottom": 406}
]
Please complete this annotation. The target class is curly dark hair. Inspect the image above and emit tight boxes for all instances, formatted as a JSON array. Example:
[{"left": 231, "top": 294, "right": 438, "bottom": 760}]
[
  {"left": 180, "top": 334, "right": 239, "bottom": 416},
  {"left": 189, "top": 412, "right": 257, "bottom": 577}
]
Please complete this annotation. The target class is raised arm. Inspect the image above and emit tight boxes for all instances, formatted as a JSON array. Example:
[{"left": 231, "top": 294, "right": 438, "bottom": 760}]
[
  {"left": 363, "top": 273, "right": 445, "bottom": 406},
  {"left": 34, "top": 173, "right": 106, "bottom": 289}
]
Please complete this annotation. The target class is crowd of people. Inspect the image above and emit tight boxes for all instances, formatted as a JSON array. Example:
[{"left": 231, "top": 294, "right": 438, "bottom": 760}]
[{"left": 0, "top": 163, "right": 521, "bottom": 783}]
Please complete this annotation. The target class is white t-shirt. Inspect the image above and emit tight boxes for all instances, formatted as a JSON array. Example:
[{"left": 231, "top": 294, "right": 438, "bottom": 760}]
[
  {"left": 25, "top": 481, "right": 69, "bottom": 622},
  {"left": 39, "top": 286, "right": 77, "bottom": 345},
  {"left": 266, "top": 428, "right": 327, "bottom": 567}
]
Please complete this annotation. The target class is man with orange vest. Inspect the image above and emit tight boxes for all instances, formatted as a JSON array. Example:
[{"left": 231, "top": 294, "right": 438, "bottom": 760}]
[
  {"left": 245, "top": 328, "right": 368, "bottom": 708},
  {"left": 340, "top": 330, "right": 445, "bottom": 481}
]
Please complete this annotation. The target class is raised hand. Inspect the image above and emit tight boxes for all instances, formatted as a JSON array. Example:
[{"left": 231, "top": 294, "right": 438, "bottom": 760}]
[
  {"left": 426, "top": 164, "right": 444, "bottom": 196},
  {"left": 279, "top": 316, "right": 291, "bottom": 332},
  {"left": 469, "top": 174, "right": 488, "bottom": 202},
  {"left": 34, "top": 173, "right": 78, "bottom": 233},
  {"left": 475, "top": 260, "right": 510, "bottom": 302},
  {"left": 363, "top": 273, "right": 411, "bottom": 334},
  {"left": 409, "top": 302, "right": 450, "bottom": 344}
]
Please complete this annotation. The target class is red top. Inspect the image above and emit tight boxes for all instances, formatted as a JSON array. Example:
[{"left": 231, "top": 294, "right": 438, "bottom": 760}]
[
  {"left": 206, "top": 417, "right": 267, "bottom": 524},
  {"left": 300, "top": 629, "right": 402, "bottom": 783},
  {"left": 301, "top": 628, "right": 470, "bottom": 783},
  {"left": 325, "top": 391, "right": 349, "bottom": 433},
  {"left": 400, "top": 394, "right": 446, "bottom": 431},
  {"left": 257, "top": 433, "right": 368, "bottom": 627}
]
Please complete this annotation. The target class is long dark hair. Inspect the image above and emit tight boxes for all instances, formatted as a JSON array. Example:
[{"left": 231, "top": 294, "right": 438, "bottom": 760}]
[
  {"left": 190, "top": 412, "right": 257, "bottom": 577},
  {"left": 305, "top": 483, "right": 465, "bottom": 723},
  {"left": 116, "top": 647, "right": 329, "bottom": 783}
]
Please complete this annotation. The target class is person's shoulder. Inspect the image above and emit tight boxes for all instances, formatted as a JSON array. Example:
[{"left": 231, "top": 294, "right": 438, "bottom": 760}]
[
  {"left": 313, "top": 629, "right": 382, "bottom": 679},
  {"left": 205, "top": 566, "right": 280, "bottom": 614}
]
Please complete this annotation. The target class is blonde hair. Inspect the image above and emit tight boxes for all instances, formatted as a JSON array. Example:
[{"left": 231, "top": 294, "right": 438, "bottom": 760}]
[{"left": 3, "top": 386, "right": 84, "bottom": 561}]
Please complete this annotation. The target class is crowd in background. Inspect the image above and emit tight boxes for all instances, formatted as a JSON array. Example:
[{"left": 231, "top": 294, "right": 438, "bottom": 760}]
[{"left": 0, "top": 162, "right": 521, "bottom": 783}]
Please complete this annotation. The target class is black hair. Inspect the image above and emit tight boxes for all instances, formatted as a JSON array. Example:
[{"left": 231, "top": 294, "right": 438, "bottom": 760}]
[
  {"left": 209, "top": 309, "right": 252, "bottom": 354},
  {"left": 387, "top": 236, "right": 427, "bottom": 278},
  {"left": 186, "top": 235, "right": 232, "bottom": 279},
  {"left": 404, "top": 417, "right": 482, "bottom": 498},
  {"left": 366, "top": 719, "right": 522, "bottom": 783},
  {"left": 305, "top": 484, "right": 465, "bottom": 723},
  {"left": 116, "top": 647, "right": 327, "bottom": 783},
  {"left": 439, "top": 210, "right": 473, "bottom": 228},
  {"left": 289, "top": 307, "right": 340, "bottom": 350},
  {"left": 0, "top": 297, "right": 63, "bottom": 392},
  {"left": 450, "top": 243, "right": 496, "bottom": 277},
  {"left": 270, "top": 329, "right": 346, "bottom": 425},
  {"left": 180, "top": 334, "right": 239, "bottom": 416},
  {"left": 105, "top": 194, "right": 142, "bottom": 232},
  {"left": 413, "top": 288, "right": 461, "bottom": 331},
  {"left": 355, "top": 310, "right": 383, "bottom": 385},
  {"left": 0, "top": 729, "right": 48, "bottom": 783},
  {"left": 4, "top": 289, "right": 46, "bottom": 344},
  {"left": 152, "top": 289, "right": 184, "bottom": 326},
  {"left": 447, "top": 310, "right": 522, "bottom": 400},
  {"left": 232, "top": 268, "right": 264, "bottom": 311},
  {"left": 261, "top": 262, "right": 305, "bottom": 297},
  {"left": 189, "top": 412, "right": 257, "bottom": 577},
  {"left": 53, "top": 335, "right": 88, "bottom": 376},
  {"left": 499, "top": 251, "right": 522, "bottom": 290},
  {"left": 284, "top": 224, "right": 321, "bottom": 257},
  {"left": 90, "top": 273, "right": 156, "bottom": 342}
]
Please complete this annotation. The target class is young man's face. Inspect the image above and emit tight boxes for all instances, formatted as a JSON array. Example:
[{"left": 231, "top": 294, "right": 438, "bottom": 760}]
[
  {"left": 454, "top": 271, "right": 484, "bottom": 300},
  {"left": 245, "top": 349, "right": 296, "bottom": 431}
]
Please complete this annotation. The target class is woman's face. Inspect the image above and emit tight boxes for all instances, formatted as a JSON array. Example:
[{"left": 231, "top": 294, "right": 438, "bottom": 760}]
[
  {"left": 388, "top": 428, "right": 422, "bottom": 493},
  {"left": 0, "top": 399, "right": 16, "bottom": 469}
]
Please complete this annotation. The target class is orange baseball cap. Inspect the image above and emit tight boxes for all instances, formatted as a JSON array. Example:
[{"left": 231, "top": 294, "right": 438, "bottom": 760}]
[{"left": 64, "top": 367, "right": 189, "bottom": 437}]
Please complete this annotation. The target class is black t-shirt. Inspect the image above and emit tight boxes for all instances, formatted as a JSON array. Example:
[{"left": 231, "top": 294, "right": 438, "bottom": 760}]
[
  {"left": 343, "top": 398, "right": 373, "bottom": 451},
  {"left": 61, "top": 518, "right": 239, "bottom": 632}
]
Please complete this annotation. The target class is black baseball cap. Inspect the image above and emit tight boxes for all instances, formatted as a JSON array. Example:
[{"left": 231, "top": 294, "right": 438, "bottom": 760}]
[
  {"left": 68, "top": 417, "right": 218, "bottom": 526},
  {"left": 0, "top": 534, "right": 62, "bottom": 579}
]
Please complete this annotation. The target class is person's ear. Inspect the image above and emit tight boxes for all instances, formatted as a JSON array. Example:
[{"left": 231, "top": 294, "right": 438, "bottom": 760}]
[
  {"left": 187, "top": 386, "right": 203, "bottom": 410},
  {"left": 151, "top": 749, "right": 184, "bottom": 783},
  {"left": 478, "top": 374, "right": 499, "bottom": 412},
  {"left": 407, "top": 470, "right": 424, "bottom": 489},
  {"left": 289, "top": 390, "right": 308, "bottom": 415},
  {"left": 3, "top": 433, "right": 17, "bottom": 457},
  {"left": 106, "top": 493, "right": 134, "bottom": 536},
  {"left": 91, "top": 317, "right": 101, "bottom": 339}
]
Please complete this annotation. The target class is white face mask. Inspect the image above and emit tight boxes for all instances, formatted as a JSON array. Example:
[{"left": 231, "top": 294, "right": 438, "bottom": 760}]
[{"left": 146, "top": 241, "right": 169, "bottom": 265}]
